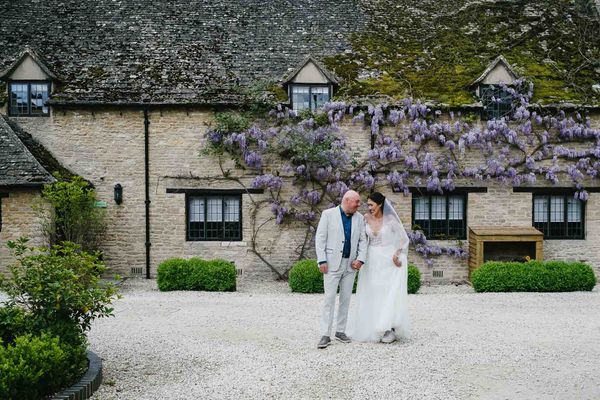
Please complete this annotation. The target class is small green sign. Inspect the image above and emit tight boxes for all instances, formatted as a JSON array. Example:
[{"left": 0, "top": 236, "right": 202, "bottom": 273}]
[{"left": 95, "top": 201, "right": 108, "bottom": 208}]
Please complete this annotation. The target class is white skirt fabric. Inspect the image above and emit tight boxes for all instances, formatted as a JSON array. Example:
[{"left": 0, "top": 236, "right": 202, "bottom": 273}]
[{"left": 348, "top": 244, "right": 411, "bottom": 342}]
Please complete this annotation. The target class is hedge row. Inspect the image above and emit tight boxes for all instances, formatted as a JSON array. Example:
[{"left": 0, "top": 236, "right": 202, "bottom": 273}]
[
  {"left": 471, "top": 260, "right": 597, "bottom": 292},
  {"left": 157, "top": 257, "right": 236, "bottom": 292},
  {"left": 288, "top": 259, "right": 421, "bottom": 294}
]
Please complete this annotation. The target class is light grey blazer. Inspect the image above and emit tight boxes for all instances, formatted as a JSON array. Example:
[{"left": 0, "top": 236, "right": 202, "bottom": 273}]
[{"left": 315, "top": 206, "right": 368, "bottom": 272}]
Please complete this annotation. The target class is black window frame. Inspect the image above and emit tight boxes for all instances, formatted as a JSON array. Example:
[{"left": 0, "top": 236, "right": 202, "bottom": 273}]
[
  {"left": 532, "top": 193, "right": 585, "bottom": 240},
  {"left": 185, "top": 193, "right": 242, "bottom": 242},
  {"left": 479, "top": 84, "right": 513, "bottom": 120},
  {"left": 7, "top": 80, "right": 51, "bottom": 117},
  {"left": 411, "top": 193, "right": 468, "bottom": 240},
  {"left": 289, "top": 83, "right": 332, "bottom": 111}
]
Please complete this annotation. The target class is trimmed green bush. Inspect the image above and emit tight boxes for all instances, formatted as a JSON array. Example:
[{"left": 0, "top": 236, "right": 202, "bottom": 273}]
[
  {"left": 288, "top": 259, "right": 422, "bottom": 294},
  {"left": 407, "top": 265, "right": 421, "bottom": 294},
  {"left": 157, "top": 258, "right": 191, "bottom": 291},
  {"left": 289, "top": 259, "right": 324, "bottom": 293},
  {"left": 471, "top": 260, "right": 597, "bottom": 292},
  {"left": 157, "top": 258, "right": 236, "bottom": 292},
  {"left": 0, "top": 333, "right": 87, "bottom": 400},
  {"left": 204, "top": 259, "right": 237, "bottom": 292}
]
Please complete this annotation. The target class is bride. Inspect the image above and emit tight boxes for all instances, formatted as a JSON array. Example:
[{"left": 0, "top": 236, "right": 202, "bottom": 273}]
[{"left": 348, "top": 192, "right": 411, "bottom": 343}]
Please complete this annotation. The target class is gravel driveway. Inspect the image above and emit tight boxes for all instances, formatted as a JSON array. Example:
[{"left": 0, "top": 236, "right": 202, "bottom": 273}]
[{"left": 88, "top": 279, "right": 600, "bottom": 400}]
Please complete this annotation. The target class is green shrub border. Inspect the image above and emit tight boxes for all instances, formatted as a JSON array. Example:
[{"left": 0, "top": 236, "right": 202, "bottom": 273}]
[
  {"left": 471, "top": 260, "right": 597, "bottom": 292},
  {"left": 157, "top": 257, "right": 236, "bottom": 292}
]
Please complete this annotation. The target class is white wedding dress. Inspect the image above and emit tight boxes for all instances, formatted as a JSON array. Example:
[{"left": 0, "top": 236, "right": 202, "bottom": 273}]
[{"left": 348, "top": 200, "right": 411, "bottom": 342}]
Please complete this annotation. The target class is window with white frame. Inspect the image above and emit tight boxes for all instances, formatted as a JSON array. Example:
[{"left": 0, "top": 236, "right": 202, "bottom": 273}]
[
  {"left": 8, "top": 81, "right": 51, "bottom": 116},
  {"left": 291, "top": 85, "right": 330, "bottom": 111},
  {"left": 187, "top": 195, "right": 241, "bottom": 241},
  {"left": 412, "top": 194, "right": 466, "bottom": 239},
  {"left": 533, "top": 194, "right": 584, "bottom": 239}
]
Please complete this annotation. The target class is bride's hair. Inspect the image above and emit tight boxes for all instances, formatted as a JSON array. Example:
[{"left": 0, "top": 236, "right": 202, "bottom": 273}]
[{"left": 367, "top": 192, "right": 386, "bottom": 212}]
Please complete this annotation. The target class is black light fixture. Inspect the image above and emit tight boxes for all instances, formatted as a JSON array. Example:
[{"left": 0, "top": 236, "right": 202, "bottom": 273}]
[{"left": 114, "top": 183, "right": 123, "bottom": 205}]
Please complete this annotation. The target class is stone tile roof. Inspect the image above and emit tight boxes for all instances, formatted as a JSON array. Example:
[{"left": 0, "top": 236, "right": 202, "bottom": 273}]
[
  {"left": 0, "top": 115, "right": 55, "bottom": 187},
  {"left": 0, "top": 0, "right": 364, "bottom": 105}
]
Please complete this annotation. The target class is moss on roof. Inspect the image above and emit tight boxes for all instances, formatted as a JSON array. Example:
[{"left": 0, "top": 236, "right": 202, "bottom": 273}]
[{"left": 325, "top": 0, "right": 600, "bottom": 106}]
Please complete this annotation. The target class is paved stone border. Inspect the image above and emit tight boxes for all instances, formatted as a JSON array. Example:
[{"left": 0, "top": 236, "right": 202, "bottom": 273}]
[{"left": 52, "top": 350, "right": 103, "bottom": 400}]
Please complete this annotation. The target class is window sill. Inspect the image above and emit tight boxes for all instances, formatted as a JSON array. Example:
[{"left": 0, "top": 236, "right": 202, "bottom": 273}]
[{"left": 185, "top": 240, "right": 247, "bottom": 246}]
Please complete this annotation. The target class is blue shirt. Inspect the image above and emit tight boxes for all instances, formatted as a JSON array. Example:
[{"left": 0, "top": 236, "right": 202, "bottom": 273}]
[{"left": 339, "top": 206, "right": 352, "bottom": 258}]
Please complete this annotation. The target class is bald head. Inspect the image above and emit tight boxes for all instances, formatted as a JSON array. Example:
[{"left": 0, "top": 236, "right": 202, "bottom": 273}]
[{"left": 341, "top": 190, "right": 361, "bottom": 215}]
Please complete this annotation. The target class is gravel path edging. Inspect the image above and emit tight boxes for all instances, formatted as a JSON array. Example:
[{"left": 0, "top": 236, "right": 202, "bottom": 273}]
[{"left": 52, "top": 350, "right": 103, "bottom": 400}]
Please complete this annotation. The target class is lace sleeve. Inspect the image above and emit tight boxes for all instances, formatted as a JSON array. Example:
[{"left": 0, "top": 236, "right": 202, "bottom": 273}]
[{"left": 386, "top": 216, "right": 409, "bottom": 252}]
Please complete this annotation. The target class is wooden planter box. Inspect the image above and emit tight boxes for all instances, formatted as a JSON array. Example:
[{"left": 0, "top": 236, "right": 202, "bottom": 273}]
[{"left": 468, "top": 226, "right": 543, "bottom": 279}]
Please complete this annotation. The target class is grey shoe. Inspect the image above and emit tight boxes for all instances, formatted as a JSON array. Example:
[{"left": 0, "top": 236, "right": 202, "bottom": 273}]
[
  {"left": 334, "top": 331, "right": 351, "bottom": 343},
  {"left": 381, "top": 330, "right": 396, "bottom": 344},
  {"left": 317, "top": 336, "right": 331, "bottom": 349}
]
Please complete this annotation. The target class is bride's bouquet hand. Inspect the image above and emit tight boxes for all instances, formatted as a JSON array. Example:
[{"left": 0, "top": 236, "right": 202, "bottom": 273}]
[{"left": 392, "top": 254, "right": 403, "bottom": 268}]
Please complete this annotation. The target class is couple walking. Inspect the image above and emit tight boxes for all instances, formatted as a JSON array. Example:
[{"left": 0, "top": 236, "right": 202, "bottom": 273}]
[{"left": 315, "top": 190, "right": 410, "bottom": 348}]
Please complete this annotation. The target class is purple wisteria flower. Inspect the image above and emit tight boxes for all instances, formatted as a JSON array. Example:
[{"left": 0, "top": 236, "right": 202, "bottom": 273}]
[
  {"left": 270, "top": 201, "right": 288, "bottom": 225},
  {"left": 251, "top": 174, "right": 282, "bottom": 190}
]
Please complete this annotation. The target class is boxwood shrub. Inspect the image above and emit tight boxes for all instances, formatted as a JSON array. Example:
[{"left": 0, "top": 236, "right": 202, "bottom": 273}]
[
  {"left": 157, "top": 257, "right": 236, "bottom": 292},
  {"left": 471, "top": 260, "right": 597, "bottom": 292},
  {"left": 0, "top": 332, "right": 87, "bottom": 400},
  {"left": 288, "top": 259, "right": 421, "bottom": 294},
  {"left": 289, "top": 259, "right": 324, "bottom": 293},
  {"left": 407, "top": 265, "right": 421, "bottom": 294}
]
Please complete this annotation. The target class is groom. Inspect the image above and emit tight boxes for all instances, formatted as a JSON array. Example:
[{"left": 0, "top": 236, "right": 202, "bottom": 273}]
[{"left": 314, "top": 190, "right": 367, "bottom": 349}]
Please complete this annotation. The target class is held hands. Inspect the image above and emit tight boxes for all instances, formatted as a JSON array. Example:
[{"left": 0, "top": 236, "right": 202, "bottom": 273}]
[
  {"left": 351, "top": 260, "right": 363, "bottom": 270},
  {"left": 319, "top": 261, "right": 363, "bottom": 273},
  {"left": 392, "top": 253, "right": 403, "bottom": 268}
]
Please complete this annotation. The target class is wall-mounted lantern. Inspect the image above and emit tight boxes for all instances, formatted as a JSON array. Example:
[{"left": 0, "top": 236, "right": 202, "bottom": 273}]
[{"left": 114, "top": 183, "right": 123, "bottom": 205}]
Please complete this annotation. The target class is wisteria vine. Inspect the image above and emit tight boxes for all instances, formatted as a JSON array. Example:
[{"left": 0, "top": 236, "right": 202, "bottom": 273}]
[{"left": 202, "top": 80, "right": 600, "bottom": 276}]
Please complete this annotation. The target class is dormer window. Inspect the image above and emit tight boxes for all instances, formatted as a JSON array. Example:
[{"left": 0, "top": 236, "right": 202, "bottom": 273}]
[
  {"left": 283, "top": 56, "right": 339, "bottom": 112},
  {"left": 471, "top": 55, "right": 519, "bottom": 120},
  {"left": 9, "top": 82, "right": 51, "bottom": 116},
  {"left": 479, "top": 84, "right": 512, "bottom": 120},
  {"left": 1, "top": 47, "right": 56, "bottom": 117},
  {"left": 291, "top": 84, "right": 331, "bottom": 111}
]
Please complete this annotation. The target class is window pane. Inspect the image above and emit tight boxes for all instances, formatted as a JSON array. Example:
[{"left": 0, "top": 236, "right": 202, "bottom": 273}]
[
  {"left": 30, "top": 83, "right": 49, "bottom": 115},
  {"left": 187, "top": 197, "right": 204, "bottom": 240},
  {"left": 206, "top": 197, "right": 223, "bottom": 222},
  {"left": 550, "top": 196, "right": 564, "bottom": 222},
  {"left": 205, "top": 197, "right": 222, "bottom": 239},
  {"left": 224, "top": 197, "right": 240, "bottom": 222},
  {"left": 224, "top": 197, "right": 241, "bottom": 239},
  {"left": 431, "top": 196, "right": 446, "bottom": 220},
  {"left": 292, "top": 86, "right": 310, "bottom": 111},
  {"left": 448, "top": 196, "right": 463, "bottom": 220},
  {"left": 567, "top": 197, "right": 581, "bottom": 223},
  {"left": 533, "top": 196, "right": 548, "bottom": 222},
  {"left": 188, "top": 198, "right": 205, "bottom": 222},
  {"left": 481, "top": 85, "right": 512, "bottom": 119},
  {"left": 10, "top": 83, "right": 29, "bottom": 115},
  {"left": 310, "top": 86, "right": 329, "bottom": 110},
  {"left": 414, "top": 197, "right": 429, "bottom": 219}
]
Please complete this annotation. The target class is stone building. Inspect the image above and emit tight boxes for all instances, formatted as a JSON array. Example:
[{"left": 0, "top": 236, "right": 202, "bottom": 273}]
[{"left": 1, "top": 1, "right": 599, "bottom": 283}]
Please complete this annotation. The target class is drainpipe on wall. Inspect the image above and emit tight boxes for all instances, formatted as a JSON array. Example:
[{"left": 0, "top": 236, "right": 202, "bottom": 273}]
[{"left": 144, "top": 107, "right": 151, "bottom": 279}]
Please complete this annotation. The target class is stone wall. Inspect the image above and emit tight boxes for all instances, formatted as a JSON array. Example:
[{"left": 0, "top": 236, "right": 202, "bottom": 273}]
[
  {"left": 0, "top": 189, "right": 46, "bottom": 270},
  {"left": 5, "top": 107, "right": 600, "bottom": 283}
]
